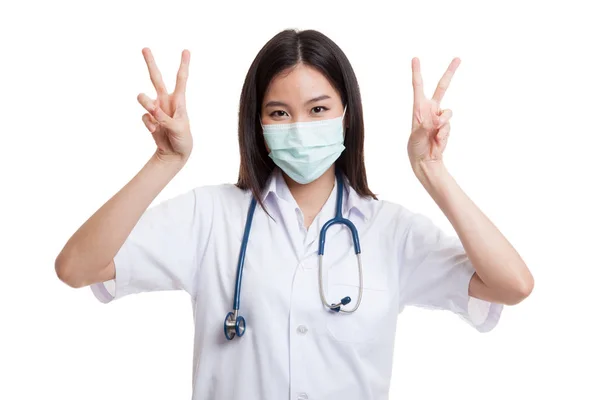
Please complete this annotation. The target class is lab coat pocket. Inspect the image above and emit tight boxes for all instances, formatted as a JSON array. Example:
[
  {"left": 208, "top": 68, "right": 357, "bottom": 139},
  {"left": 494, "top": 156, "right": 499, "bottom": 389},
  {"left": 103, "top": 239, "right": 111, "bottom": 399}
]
[{"left": 324, "top": 282, "right": 390, "bottom": 344}]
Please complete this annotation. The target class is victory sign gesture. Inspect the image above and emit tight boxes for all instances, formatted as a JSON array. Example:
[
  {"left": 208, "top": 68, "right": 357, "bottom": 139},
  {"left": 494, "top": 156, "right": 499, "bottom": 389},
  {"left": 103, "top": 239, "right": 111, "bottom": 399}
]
[
  {"left": 137, "top": 48, "right": 192, "bottom": 163},
  {"left": 408, "top": 57, "right": 460, "bottom": 173}
]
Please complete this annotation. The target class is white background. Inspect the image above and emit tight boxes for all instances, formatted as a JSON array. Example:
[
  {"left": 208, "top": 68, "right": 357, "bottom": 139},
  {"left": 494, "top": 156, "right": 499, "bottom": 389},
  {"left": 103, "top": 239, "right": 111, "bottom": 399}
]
[{"left": 1, "top": 0, "right": 599, "bottom": 399}]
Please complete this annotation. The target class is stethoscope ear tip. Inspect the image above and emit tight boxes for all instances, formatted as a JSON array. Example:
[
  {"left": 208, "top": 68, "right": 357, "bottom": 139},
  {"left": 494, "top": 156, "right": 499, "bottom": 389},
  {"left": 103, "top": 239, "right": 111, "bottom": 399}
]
[{"left": 330, "top": 296, "right": 352, "bottom": 312}]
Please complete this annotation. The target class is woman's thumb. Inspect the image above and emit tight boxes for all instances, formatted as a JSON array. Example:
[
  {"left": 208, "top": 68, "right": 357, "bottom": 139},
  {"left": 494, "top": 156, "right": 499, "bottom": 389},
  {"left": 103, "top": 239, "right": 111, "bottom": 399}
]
[
  {"left": 174, "top": 102, "right": 188, "bottom": 119},
  {"left": 152, "top": 106, "right": 173, "bottom": 127}
]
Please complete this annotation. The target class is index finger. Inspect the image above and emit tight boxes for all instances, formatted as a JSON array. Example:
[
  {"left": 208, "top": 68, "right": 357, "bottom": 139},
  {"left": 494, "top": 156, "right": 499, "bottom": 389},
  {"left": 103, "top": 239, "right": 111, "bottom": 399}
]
[
  {"left": 412, "top": 57, "right": 425, "bottom": 105},
  {"left": 432, "top": 58, "right": 461, "bottom": 103},
  {"left": 142, "top": 48, "right": 168, "bottom": 96},
  {"left": 174, "top": 49, "right": 191, "bottom": 96}
]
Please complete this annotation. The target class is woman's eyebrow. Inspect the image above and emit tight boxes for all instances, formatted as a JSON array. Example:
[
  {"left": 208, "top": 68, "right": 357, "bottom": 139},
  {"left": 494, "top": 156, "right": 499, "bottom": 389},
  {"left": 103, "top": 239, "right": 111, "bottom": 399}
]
[
  {"left": 305, "top": 94, "right": 331, "bottom": 105},
  {"left": 264, "top": 100, "right": 288, "bottom": 108},
  {"left": 264, "top": 95, "right": 331, "bottom": 109}
]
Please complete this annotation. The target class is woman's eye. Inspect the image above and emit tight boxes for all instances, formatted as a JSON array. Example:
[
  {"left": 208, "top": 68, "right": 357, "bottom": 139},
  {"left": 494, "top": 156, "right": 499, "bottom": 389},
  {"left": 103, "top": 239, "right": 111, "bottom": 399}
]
[
  {"left": 312, "top": 106, "right": 329, "bottom": 114},
  {"left": 270, "top": 110, "right": 289, "bottom": 117}
]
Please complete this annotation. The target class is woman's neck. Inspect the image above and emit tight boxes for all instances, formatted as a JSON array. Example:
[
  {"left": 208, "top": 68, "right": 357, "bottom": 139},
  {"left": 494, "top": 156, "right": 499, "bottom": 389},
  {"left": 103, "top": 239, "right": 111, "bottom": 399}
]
[{"left": 283, "top": 165, "right": 336, "bottom": 229}]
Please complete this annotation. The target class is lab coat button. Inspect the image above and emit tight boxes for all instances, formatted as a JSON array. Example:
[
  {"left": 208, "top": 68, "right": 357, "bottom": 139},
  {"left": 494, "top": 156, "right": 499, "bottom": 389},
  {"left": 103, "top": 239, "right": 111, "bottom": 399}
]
[
  {"left": 296, "top": 325, "right": 308, "bottom": 335},
  {"left": 297, "top": 393, "right": 308, "bottom": 400}
]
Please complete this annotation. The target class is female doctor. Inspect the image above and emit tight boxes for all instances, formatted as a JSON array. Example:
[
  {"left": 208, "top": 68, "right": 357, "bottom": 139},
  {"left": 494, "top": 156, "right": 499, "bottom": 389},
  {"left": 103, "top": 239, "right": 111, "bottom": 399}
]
[{"left": 55, "top": 29, "right": 534, "bottom": 399}]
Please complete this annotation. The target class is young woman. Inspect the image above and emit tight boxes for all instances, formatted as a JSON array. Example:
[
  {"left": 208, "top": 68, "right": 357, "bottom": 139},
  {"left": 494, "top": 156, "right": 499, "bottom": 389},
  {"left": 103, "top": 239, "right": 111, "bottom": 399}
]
[{"left": 55, "top": 29, "right": 533, "bottom": 399}]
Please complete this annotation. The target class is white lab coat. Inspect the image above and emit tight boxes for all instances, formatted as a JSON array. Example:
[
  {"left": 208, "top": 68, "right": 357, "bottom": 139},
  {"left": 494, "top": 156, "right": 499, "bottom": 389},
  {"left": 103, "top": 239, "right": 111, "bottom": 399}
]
[{"left": 91, "top": 167, "right": 502, "bottom": 400}]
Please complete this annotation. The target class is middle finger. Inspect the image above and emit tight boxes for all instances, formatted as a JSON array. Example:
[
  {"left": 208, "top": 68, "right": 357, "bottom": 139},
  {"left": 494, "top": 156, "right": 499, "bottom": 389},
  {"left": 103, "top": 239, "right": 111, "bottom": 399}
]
[
  {"left": 174, "top": 49, "right": 190, "bottom": 96},
  {"left": 142, "top": 48, "right": 168, "bottom": 96}
]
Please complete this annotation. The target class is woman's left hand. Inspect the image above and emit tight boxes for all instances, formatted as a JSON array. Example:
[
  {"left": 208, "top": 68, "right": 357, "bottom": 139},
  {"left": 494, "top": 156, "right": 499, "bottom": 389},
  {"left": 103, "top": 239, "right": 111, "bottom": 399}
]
[{"left": 408, "top": 57, "right": 461, "bottom": 175}]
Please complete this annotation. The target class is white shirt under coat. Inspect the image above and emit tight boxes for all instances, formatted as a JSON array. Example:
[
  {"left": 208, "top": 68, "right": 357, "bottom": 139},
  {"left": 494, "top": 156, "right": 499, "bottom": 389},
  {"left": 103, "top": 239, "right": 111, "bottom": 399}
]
[{"left": 91, "top": 167, "right": 503, "bottom": 400}]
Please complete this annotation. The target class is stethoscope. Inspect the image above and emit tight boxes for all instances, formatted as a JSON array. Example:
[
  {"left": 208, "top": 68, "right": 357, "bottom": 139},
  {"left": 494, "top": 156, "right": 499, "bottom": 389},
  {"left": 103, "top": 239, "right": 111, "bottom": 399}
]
[{"left": 224, "top": 169, "right": 363, "bottom": 340}]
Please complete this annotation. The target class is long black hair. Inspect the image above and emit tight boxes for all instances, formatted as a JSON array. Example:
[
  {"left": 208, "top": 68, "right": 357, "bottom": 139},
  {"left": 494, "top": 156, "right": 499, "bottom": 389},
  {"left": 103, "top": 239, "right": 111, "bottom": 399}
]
[{"left": 236, "top": 28, "right": 376, "bottom": 210}]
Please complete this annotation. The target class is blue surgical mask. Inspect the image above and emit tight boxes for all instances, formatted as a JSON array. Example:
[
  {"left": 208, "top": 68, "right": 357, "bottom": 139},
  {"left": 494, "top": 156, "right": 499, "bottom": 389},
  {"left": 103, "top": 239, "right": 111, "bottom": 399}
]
[{"left": 260, "top": 106, "right": 347, "bottom": 185}]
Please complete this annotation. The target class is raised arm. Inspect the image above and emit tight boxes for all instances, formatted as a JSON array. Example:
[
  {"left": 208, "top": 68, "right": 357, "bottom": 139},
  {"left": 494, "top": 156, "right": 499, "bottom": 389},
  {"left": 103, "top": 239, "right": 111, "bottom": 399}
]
[
  {"left": 55, "top": 155, "right": 186, "bottom": 288},
  {"left": 407, "top": 57, "right": 534, "bottom": 306},
  {"left": 55, "top": 48, "right": 193, "bottom": 288}
]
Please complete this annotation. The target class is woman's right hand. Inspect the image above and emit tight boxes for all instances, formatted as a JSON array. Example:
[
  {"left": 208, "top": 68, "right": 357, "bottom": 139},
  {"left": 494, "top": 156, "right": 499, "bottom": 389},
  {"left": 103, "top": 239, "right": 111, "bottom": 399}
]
[{"left": 137, "top": 48, "right": 193, "bottom": 164}]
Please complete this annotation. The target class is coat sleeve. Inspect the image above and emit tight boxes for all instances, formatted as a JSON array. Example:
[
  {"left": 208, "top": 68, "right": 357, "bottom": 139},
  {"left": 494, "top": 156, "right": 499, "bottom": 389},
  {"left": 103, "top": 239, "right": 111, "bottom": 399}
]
[
  {"left": 90, "top": 185, "right": 214, "bottom": 303},
  {"left": 398, "top": 211, "right": 503, "bottom": 332}
]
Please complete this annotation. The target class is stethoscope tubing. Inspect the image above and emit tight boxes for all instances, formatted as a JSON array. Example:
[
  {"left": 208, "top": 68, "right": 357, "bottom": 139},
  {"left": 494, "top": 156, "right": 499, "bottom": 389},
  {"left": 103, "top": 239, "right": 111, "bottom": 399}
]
[
  {"left": 233, "top": 197, "right": 257, "bottom": 311},
  {"left": 224, "top": 168, "right": 363, "bottom": 340}
]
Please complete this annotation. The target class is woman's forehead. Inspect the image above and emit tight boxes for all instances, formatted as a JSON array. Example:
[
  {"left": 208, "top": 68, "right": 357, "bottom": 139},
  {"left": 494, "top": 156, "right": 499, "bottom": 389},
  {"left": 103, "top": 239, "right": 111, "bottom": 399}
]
[{"left": 263, "top": 64, "right": 340, "bottom": 104}]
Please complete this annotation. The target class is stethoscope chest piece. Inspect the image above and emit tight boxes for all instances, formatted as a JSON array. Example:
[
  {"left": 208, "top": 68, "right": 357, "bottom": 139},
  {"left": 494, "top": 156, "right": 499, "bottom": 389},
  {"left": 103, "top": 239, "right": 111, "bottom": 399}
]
[{"left": 224, "top": 310, "right": 246, "bottom": 341}]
